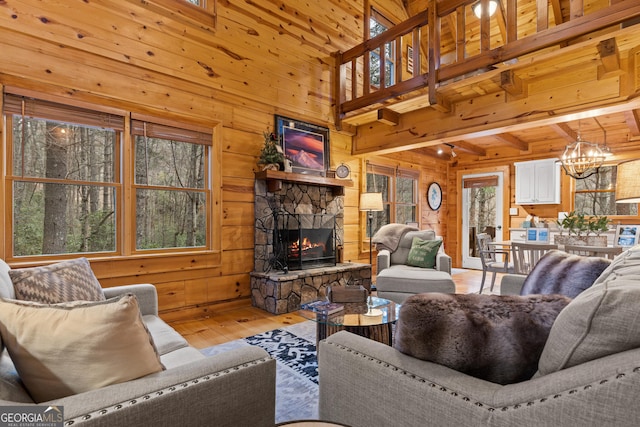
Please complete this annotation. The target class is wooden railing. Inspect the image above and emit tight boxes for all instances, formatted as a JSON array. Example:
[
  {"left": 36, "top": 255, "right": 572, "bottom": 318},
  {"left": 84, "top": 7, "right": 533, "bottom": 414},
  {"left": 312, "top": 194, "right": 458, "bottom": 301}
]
[{"left": 333, "top": 0, "right": 640, "bottom": 129}]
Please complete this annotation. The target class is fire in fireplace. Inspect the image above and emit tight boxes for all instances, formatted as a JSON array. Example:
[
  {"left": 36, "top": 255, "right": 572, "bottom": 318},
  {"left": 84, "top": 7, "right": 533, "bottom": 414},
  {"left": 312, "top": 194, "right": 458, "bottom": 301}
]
[{"left": 276, "top": 213, "right": 336, "bottom": 270}]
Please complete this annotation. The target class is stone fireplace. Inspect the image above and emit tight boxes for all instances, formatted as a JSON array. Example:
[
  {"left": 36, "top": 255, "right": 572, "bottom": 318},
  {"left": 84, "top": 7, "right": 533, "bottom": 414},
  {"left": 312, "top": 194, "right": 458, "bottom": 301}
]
[{"left": 250, "top": 170, "right": 371, "bottom": 314}]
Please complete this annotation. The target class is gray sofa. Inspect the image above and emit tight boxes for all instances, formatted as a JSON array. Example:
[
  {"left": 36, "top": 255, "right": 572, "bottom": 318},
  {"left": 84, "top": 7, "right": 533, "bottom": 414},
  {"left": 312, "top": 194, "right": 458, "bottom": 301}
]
[
  {"left": 0, "top": 261, "right": 275, "bottom": 427},
  {"left": 376, "top": 229, "right": 454, "bottom": 303},
  {"left": 319, "top": 245, "right": 640, "bottom": 426}
]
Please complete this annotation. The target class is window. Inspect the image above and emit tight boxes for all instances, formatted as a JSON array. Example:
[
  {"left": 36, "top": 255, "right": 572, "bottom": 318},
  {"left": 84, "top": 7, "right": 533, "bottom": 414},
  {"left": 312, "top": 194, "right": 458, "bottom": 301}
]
[
  {"left": 131, "top": 117, "right": 210, "bottom": 250},
  {"left": 369, "top": 8, "right": 395, "bottom": 89},
  {"left": 5, "top": 94, "right": 120, "bottom": 257},
  {"left": 365, "top": 163, "right": 418, "bottom": 237},
  {"left": 3, "top": 92, "right": 215, "bottom": 259},
  {"left": 574, "top": 165, "right": 638, "bottom": 216}
]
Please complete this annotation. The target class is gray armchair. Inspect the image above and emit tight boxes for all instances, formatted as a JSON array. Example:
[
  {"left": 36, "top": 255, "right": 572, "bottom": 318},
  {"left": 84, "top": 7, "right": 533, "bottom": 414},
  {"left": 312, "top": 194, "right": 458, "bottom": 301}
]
[{"left": 375, "top": 229, "right": 454, "bottom": 304}]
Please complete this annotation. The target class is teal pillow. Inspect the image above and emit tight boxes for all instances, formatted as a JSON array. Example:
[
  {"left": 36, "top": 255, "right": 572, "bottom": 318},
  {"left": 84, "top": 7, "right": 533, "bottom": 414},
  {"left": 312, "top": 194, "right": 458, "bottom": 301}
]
[{"left": 406, "top": 237, "right": 442, "bottom": 268}]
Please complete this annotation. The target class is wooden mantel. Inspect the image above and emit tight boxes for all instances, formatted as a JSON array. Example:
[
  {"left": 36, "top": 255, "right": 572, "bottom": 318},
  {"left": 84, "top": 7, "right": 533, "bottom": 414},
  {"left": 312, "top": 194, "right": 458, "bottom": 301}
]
[{"left": 255, "top": 170, "right": 353, "bottom": 196}]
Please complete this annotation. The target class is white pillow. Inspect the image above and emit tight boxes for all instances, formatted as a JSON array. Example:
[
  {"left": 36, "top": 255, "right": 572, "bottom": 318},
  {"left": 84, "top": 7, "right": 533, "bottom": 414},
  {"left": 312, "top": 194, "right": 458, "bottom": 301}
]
[{"left": 0, "top": 294, "right": 164, "bottom": 402}]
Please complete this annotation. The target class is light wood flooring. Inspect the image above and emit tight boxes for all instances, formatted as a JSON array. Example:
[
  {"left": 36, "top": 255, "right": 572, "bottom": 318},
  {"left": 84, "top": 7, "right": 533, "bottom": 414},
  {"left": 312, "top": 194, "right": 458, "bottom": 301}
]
[{"left": 168, "top": 268, "right": 496, "bottom": 350}]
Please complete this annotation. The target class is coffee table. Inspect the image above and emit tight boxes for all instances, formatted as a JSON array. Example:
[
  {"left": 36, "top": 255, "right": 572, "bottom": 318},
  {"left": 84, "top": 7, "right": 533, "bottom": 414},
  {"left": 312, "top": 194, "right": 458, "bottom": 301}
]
[{"left": 299, "top": 296, "right": 400, "bottom": 346}]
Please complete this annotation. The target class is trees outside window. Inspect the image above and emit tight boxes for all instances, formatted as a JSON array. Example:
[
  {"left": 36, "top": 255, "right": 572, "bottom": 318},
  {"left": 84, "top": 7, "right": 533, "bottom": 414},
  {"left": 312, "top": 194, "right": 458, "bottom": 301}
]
[
  {"left": 369, "top": 8, "right": 395, "bottom": 89},
  {"left": 132, "top": 119, "right": 209, "bottom": 250},
  {"left": 7, "top": 96, "right": 118, "bottom": 256},
  {"left": 4, "top": 93, "right": 214, "bottom": 259},
  {"left": 365, "top": 163, "right": 418, "bottom": 237},
  {"left": 574, "top": 165, "right": 638, "bottom": 216}
]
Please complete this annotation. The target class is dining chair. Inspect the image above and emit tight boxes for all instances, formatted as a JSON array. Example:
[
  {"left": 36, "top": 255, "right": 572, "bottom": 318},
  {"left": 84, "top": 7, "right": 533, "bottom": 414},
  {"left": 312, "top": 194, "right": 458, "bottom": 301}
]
[
  {"left": 511, "top": 241, "right": 559, "bottom": 275},
  {"left": 476, "top": 233, "right": 514, "bottom": 294},
  {"left": 563, "top": 244, "right": 624, "bottom": 260}
]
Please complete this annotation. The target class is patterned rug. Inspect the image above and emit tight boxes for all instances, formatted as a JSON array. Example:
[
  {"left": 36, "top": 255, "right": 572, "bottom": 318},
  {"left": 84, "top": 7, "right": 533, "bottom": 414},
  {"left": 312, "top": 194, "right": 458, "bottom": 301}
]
[{"left": 200, "top": 321, "right": 319, "bottom": 423}]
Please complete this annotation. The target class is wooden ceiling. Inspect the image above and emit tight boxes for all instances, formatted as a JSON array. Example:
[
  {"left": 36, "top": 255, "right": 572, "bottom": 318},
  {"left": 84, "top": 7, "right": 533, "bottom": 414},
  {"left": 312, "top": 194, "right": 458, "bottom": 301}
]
[{"left": 343, "top": 0, "right": 640, "bottom": 163}]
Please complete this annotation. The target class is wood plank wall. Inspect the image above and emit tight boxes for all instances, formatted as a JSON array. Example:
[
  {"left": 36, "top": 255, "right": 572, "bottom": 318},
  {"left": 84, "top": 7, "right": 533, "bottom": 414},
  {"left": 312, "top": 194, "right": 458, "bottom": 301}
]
[{"left": 0, "top": 0, "right": 449, "bottom": 321}]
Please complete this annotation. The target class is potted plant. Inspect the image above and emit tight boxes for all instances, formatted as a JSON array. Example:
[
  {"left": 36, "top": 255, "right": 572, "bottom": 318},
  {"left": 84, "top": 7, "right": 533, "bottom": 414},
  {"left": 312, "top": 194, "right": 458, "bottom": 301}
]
[
  {"left": 555, "top": 211, "right": 609, "bottom": 246},
  {"left": 258, "top": 131, "right": 285, "bottom": 171}
]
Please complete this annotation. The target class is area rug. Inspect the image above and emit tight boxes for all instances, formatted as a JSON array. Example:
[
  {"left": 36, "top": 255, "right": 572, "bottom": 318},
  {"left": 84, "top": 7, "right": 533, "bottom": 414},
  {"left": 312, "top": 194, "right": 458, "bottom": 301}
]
[{"left": 200, "top": 321, "right": 319, "bottom": 423}]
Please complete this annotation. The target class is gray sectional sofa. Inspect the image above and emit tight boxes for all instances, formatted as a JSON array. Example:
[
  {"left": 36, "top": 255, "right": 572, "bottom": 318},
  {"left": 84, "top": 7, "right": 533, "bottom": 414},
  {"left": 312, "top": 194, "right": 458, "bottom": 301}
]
[
  {"left": 0, "top": 260, "right": 275, "bottom": 426},
  {"left": 319, "top": 245, "right": 640, "bottom": 426}
]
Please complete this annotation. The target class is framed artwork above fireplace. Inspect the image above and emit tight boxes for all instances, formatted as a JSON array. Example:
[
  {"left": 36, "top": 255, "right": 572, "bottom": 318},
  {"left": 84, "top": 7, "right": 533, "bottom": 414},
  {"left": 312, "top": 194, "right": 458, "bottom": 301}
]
[{"left": 275, "top": 115, "right": 329, "bottom": 176}]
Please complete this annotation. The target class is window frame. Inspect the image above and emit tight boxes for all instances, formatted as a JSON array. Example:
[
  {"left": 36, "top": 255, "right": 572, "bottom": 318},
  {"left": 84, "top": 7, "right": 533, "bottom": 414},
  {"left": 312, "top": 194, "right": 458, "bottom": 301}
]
[
  {"left": 2, "top": 89, "right": 221, "bottom": 262},
  {"left": 362, "top": 161, "right": 419, "bottom": 254}
]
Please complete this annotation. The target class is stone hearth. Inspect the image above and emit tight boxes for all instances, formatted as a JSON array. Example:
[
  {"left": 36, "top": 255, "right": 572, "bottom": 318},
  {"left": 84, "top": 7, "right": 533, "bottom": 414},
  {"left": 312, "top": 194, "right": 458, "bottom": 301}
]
[
  {"left": 250, "top": 263, "right": 371, "bottom": 314},
  {"left": 252, "top": 171, "right": 366, "bottom": 313}
]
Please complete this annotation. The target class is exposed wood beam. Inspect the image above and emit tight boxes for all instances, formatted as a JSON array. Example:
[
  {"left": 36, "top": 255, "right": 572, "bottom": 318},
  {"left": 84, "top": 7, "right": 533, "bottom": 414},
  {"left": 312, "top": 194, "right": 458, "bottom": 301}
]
[
  {"left": 624, "top": 109, "right": 640, "bottom": 136},
  {"left": 450, "top": 140, "right": 487, "bottom": 156},
  {"left": 413, "top": 146, "right": 445, "bottom": 159},
  {"left": 352, "top": 91, "right": 640, "bottom": 155},
  {"left": 550, "top": 123, "right": 578, "bottom": 142},
  {"left": 597, "top": 38, "right": 622, "bottom": 79},
  {"left": 492, "top": 133, "right": 529, "bottom": 151},
  {"left": 500, "top": 70, "right": 527, "bottom": 99},
  {"left": 377, "top": 108, "right": 400, "bottom": 125}
]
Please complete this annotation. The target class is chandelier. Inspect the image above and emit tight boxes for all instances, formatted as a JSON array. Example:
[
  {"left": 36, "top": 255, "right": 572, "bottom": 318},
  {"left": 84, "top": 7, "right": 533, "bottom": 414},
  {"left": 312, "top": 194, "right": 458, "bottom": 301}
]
[{"left": 560, "top": 135, "right": 606, "bottom": 179}]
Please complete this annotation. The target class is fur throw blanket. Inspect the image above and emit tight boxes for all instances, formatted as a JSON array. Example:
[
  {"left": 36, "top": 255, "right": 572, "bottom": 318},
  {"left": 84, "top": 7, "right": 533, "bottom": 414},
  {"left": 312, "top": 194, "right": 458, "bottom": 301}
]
[
  {"left": 520, "top": 250, "right": 611, "bottom": 298},
  {"left": 371, "top": 223, "right": 418, "bottom": 252},
  {"left": 394, "top": 293, "right": 571, "bottom": 384}
]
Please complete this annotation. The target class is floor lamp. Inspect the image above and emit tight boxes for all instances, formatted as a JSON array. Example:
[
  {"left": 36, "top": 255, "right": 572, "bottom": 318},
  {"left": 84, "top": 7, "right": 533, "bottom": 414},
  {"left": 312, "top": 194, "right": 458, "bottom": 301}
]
[{"left": 360, "top": 192, "right": 383, "bottom": 316}]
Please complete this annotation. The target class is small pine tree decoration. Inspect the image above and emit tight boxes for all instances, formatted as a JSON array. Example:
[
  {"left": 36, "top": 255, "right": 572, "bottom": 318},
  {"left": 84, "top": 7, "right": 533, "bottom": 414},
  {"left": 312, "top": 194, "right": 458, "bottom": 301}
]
[{"left": 258, "top": 131, "right": 284, "bottom": 170}]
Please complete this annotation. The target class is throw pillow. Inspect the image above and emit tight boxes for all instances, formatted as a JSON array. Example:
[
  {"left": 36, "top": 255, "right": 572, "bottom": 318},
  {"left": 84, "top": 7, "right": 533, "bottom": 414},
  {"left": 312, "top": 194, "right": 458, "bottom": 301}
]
[
  {"left": 8, "top": 257, "right": 105, "bottom": 304},
  {"left": 394, "top": 292, "right": 571, "bottom": 385},
  {"left": 406, "top": 237, "right": 442, "bottom": 268},
  {"left": 0, "top": 294, "right": 164, "bottom": 403},
  {"left": 520, "top": 250, "right": 611, "bottom": 298},
  {"left": 538, "top": 275, "right": 640, "bottom": 376}
]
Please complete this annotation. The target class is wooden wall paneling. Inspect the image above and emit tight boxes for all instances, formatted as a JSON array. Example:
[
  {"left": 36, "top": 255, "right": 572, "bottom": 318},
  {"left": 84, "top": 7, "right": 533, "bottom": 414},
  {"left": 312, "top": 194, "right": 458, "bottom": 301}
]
[
  {"left": 185, "top": 278, "right": 209, "bottom": 307},
  {"left": 218, "top": 0, "right": 360, "bottom": 56},
  {"left": 222, "top": 225, "right": 255, "bottom": 251},
  {"left": 156, "top": 281, "right": 187, "bottom": 311},
  {"left": 207, "top": 273, "right": 252, "bottom": 301},
  {"left": 223, "top": 127, "right": 264, "bottom": 155},
  {"left": 222, "top": 177, "right": 255, "bottom": 203},
  {"left": 222, "top": 202, "right": 255, "bottom": 227},
  {"left": 89, "top": 254, "right": 221, "bottom": 280},
  {"left": 222, "top": 151, "right": 259, "bottom": 179},
  {"left": 221, "top": 249, "right": 255, "bottom": 276}
]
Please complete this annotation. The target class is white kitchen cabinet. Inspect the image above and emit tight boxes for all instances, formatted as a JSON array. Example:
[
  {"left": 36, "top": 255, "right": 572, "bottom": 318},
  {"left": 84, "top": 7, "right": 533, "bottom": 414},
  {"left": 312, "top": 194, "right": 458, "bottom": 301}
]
[{"left": 514, "top": 159, "right": 561, "bottom": 204}]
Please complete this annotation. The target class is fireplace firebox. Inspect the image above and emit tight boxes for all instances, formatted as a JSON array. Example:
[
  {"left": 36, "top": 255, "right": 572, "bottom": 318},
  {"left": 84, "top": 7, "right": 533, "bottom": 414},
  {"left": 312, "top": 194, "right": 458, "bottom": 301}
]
[{"left": 276, "top": 213, "right": 336, "bottom": 270}]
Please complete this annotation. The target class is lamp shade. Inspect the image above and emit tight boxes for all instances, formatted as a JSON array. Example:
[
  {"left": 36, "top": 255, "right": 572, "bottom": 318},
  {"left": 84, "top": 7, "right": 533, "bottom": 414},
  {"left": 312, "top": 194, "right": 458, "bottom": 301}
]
[
  {"left": 473, "top": 0, "right": 498, "bottom": 18},
  {"left": 360, "top": 192, "right": 384, "bottom": 211},
  {"left": 616, "top": 159, "right": 640, "bottom": 203}
]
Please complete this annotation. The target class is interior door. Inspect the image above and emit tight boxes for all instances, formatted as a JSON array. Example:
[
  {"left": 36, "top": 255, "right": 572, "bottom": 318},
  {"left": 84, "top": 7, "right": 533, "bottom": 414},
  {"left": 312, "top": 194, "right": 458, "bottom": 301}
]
[{"left": 462, "top": 172, "right": 505, "bottom": 269}]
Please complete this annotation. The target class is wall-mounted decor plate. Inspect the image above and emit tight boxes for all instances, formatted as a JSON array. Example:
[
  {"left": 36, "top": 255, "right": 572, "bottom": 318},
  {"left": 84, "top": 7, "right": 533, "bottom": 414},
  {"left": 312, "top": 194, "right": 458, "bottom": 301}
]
[{"left": 427, "top": 182, "right": 442, "bottom": 210}]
